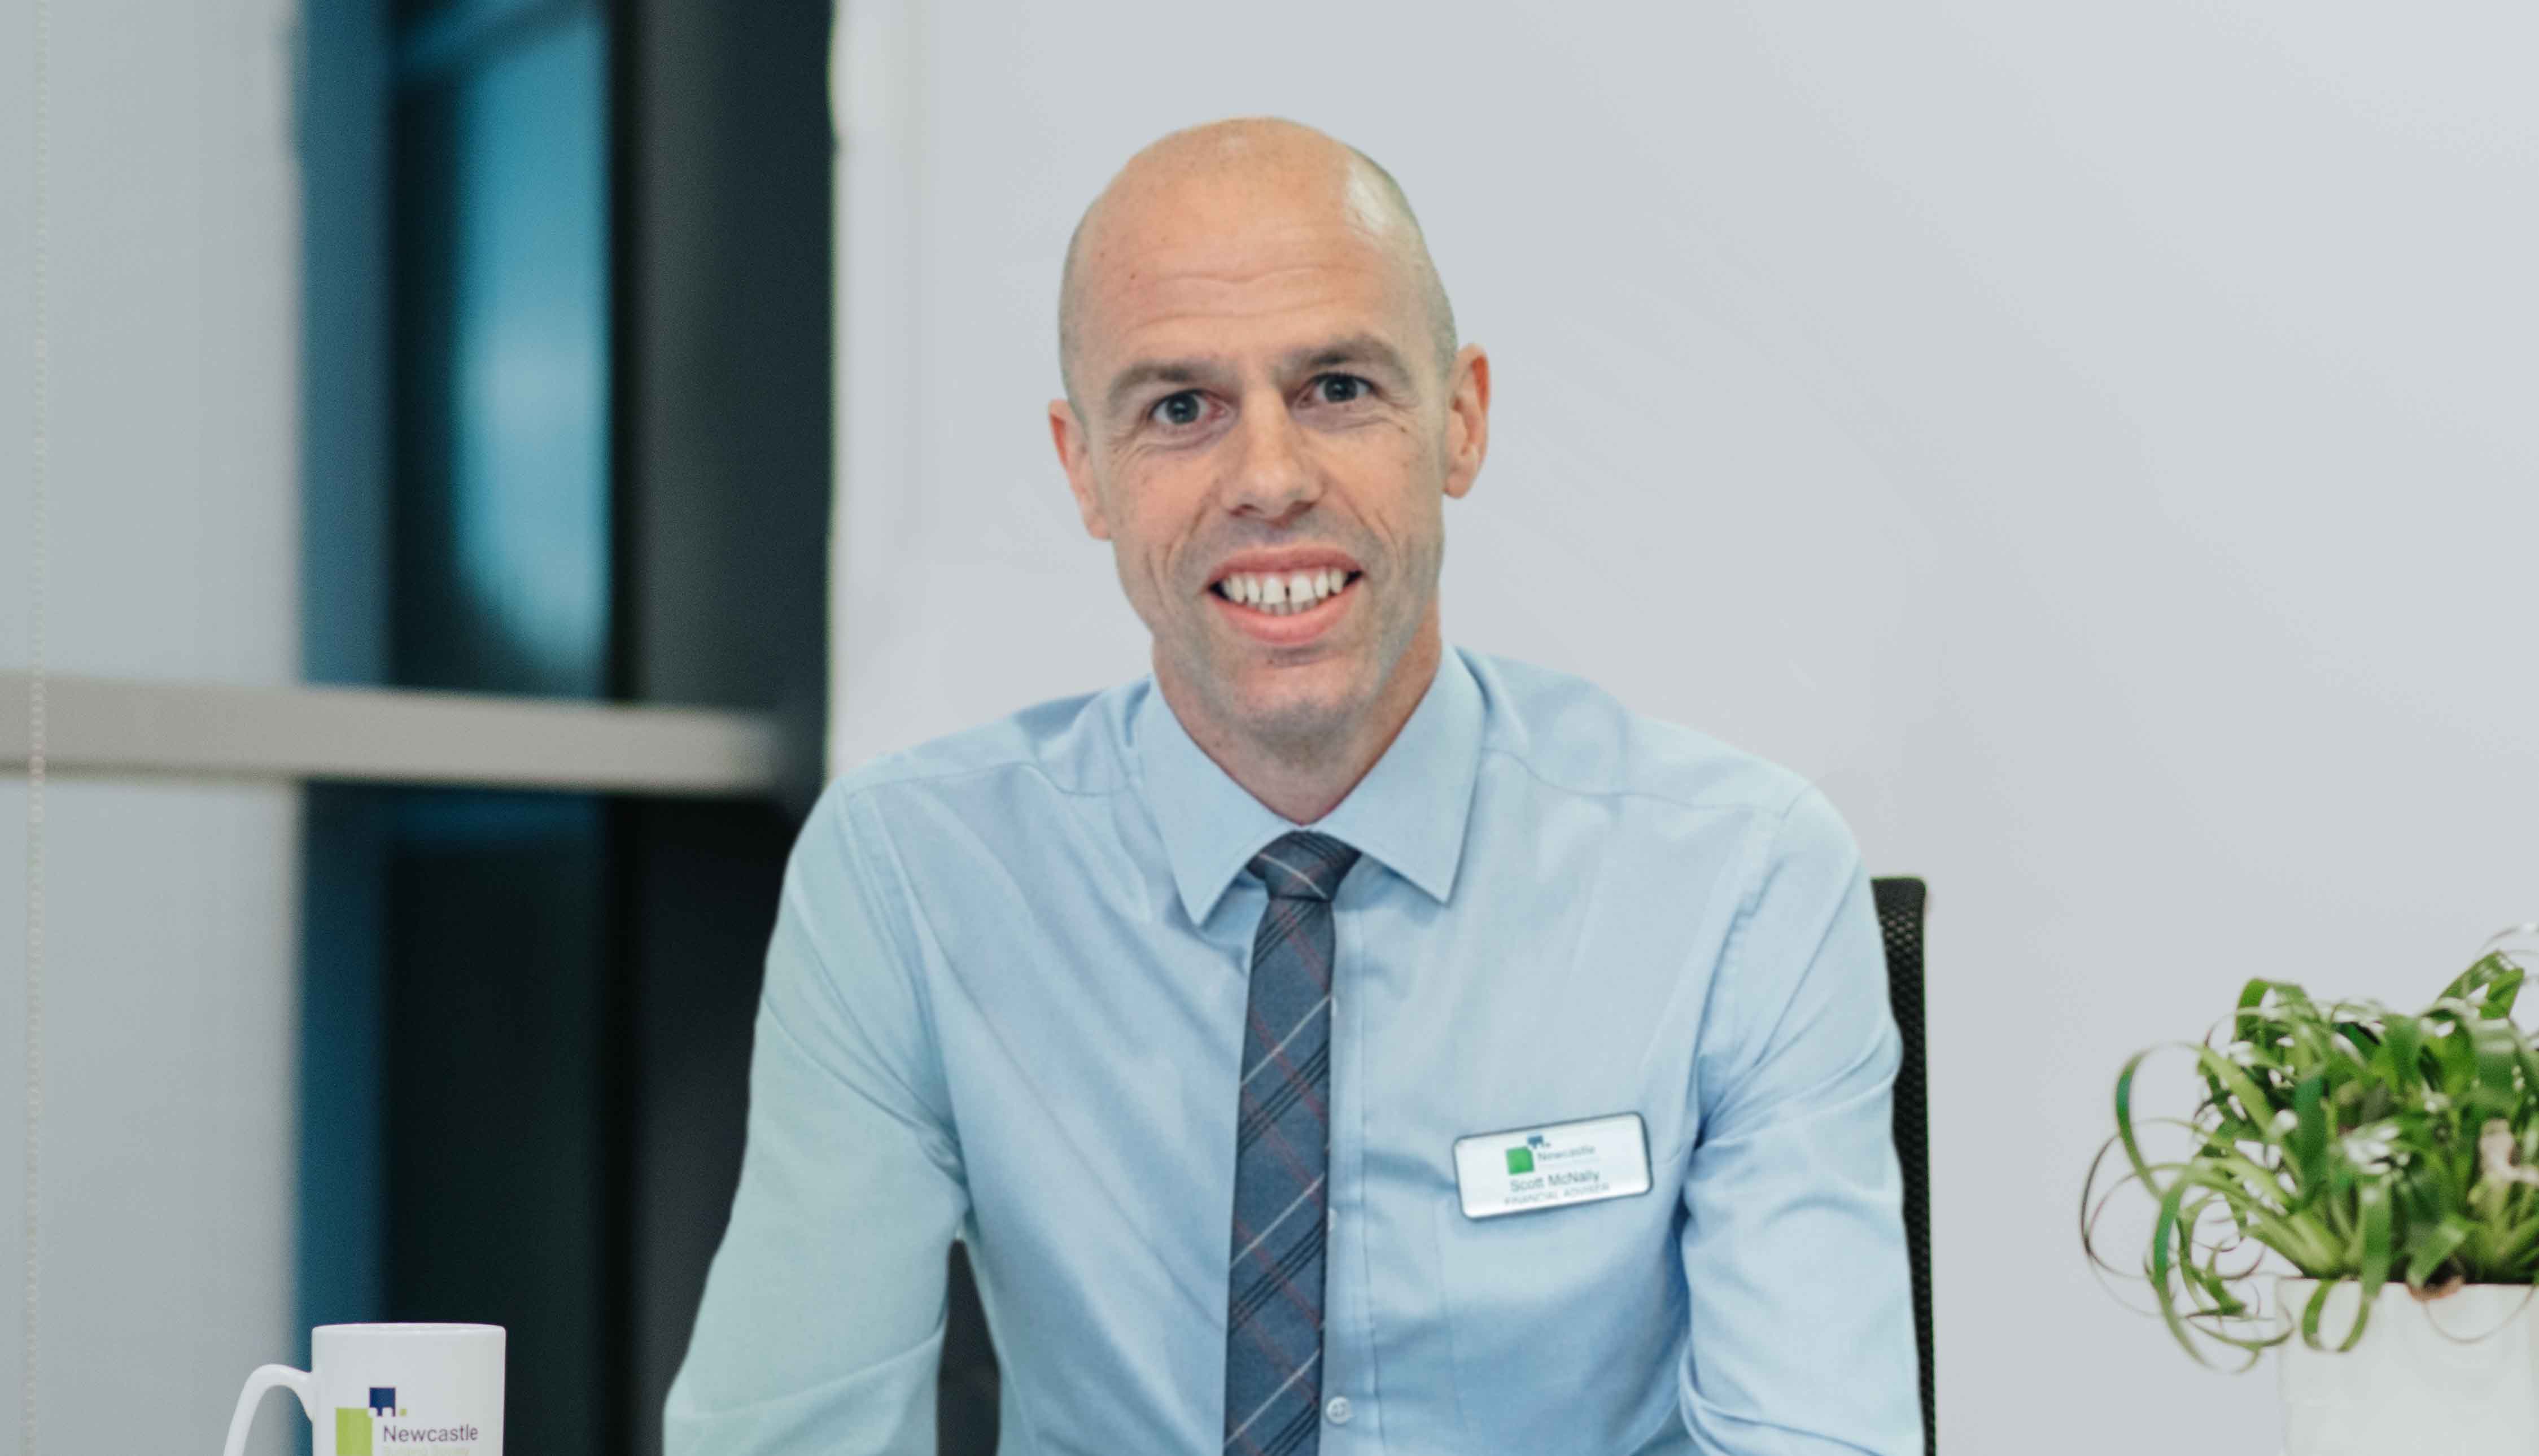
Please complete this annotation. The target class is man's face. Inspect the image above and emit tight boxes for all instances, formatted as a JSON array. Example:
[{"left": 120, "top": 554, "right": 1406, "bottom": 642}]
[{"left": 1051, "top": 179, "right": 1488, "bottom": 756}]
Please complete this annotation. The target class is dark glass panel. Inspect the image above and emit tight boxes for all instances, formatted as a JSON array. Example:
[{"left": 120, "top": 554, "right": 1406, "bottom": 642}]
[{"left": 391, "top": 11, "right": 611, "bottom": 699}]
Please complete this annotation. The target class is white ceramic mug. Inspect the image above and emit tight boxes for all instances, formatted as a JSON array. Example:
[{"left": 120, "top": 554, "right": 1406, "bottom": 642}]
[{"left": 223, "top": 1323, "right": 505, "bottom": 1456}]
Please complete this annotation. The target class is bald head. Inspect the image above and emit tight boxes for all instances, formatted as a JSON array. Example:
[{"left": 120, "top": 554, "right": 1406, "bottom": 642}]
[{"left": 1058, "top": 118, "right": 1458, "bottom": 408}]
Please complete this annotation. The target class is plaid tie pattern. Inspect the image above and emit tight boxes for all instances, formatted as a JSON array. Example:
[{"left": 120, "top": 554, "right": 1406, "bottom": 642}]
[{"left": 1222, "top": 830, "right": 1360, "bottom": 1456}]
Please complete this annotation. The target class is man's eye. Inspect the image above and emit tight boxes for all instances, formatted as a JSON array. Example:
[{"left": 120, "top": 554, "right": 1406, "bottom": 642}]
[
  {"left": 1312, "top": 374, "right": 1368, "bottom": 404},
  {"left": 1151, "top": 392, "right": 1205, "bottom": 427}
]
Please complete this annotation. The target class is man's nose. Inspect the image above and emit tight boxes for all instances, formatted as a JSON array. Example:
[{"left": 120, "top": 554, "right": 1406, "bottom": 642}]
[{"left": 1219, "top": 396, "right": 1320, "bottom": 522}]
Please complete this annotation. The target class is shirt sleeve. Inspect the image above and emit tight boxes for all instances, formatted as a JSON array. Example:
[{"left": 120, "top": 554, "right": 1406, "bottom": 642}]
[
  {"left": 1677, "top": 785, "right": 1923, "bottom": 1455},
  {"left": 665, "top": 782, "right": 970, "bottom": 1456}
]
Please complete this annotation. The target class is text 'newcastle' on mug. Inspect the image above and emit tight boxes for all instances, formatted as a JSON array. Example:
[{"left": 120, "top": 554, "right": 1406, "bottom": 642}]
[{"left": 222, "top": 1322, "right": 505, "bottom": 1456}]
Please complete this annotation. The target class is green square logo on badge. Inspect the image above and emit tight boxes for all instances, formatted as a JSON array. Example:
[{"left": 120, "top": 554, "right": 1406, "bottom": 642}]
[{"left": 1504, "top": 1147, "right": 1533, "bottom": 1174}]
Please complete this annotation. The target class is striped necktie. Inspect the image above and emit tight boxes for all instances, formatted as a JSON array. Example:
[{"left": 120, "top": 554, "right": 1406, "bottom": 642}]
[{"left": 1222, "top": 830, "right": 1360, "bottom": 1456}]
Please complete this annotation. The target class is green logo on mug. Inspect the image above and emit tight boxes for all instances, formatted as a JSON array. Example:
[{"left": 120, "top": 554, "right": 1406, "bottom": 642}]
[{"left": 335, "top": 1407, "right": 373, "bottom": 1456}]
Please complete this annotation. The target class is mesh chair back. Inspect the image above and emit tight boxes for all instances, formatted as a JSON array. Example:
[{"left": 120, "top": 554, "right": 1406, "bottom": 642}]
[{"left": 1872, "top": 876, "right": 1934, "bottom": 1455}]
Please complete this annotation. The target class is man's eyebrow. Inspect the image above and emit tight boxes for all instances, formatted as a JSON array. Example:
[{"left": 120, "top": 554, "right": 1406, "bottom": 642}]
[
  {"left": 1287, "top": 334, "right": 1414, "bottom": 381},
  {"left": 1103, "top": 359, "right": 1217, "bottom": 417}
]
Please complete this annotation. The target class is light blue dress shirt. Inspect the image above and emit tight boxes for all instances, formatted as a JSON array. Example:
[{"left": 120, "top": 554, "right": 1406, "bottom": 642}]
[{"left": 666, "top": 647, "right": 1921, "bottom": 1455}]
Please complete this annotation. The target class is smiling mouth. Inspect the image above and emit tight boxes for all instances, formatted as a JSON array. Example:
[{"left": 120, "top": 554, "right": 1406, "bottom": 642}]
[{"left": 1209, "top": 568, "right": 1361, "bottom": 616}]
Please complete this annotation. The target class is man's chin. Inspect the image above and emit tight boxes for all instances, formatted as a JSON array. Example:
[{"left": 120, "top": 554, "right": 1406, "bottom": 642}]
[
  {"left": 1156, "top": 635, "right": 1396, "bottom": 757},
  {"left": 1218, "top": 663, "right": 1371, "bottom": 750}
]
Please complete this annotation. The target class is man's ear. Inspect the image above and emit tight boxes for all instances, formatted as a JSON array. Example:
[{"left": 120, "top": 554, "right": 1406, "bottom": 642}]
[
  {"left": 1048, "top": 398, "right": 1112, "bottom": 540},
  {"left": 1441, "top": 344, "right": 1491, "bottom": 501}
]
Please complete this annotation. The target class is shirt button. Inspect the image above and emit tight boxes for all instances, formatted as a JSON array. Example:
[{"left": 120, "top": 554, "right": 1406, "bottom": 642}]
[
  {"left": 1328, "top": 1206, "right": 1338, "bottom": 1232},
  {"left": 1324, "top": 1396, "right": 1352, "bottom": 1426}
]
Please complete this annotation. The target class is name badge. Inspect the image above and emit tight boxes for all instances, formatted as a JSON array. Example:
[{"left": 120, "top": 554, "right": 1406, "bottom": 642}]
[{"left": 1452, "top": 1112, "right": 1652, "bottom": 1219}]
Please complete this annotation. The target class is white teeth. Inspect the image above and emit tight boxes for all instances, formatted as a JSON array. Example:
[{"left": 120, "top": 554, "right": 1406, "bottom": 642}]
[{"left": 1218, "top": 569, "right": 1352, "bottom": 614}]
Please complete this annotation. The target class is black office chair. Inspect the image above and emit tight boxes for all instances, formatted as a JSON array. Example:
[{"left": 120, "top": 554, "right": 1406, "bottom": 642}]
[{"left": 1872, "top": 876, "right": 1935, "bottom": 1456}]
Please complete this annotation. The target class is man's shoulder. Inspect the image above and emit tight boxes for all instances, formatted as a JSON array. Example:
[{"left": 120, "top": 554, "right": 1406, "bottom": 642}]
[
  {"left": 810, "top": 681, "right": 1144, "bottom": 829},
  {"left": 1462, "top": 649, "right": 1816, "bottom": 825}
]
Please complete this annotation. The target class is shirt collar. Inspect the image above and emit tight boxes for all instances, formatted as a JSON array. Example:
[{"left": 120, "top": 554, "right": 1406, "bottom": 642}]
[{"left": 1135, "top": 646, "right": 1484, "bottom": 925}]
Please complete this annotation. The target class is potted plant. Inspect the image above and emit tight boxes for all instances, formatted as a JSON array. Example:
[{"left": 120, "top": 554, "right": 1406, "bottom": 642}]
[{"left": 2083, "top": 925, "right": 2539, "bottom": 1454}]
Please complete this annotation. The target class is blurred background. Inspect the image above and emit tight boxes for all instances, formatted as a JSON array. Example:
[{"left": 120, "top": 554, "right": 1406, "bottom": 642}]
[
  {"left": 0, "top": 2, "right": 832, "bottom": 1453},
  {"left": 3, "top": 3, "right": 2535, "bottom": 1455}
]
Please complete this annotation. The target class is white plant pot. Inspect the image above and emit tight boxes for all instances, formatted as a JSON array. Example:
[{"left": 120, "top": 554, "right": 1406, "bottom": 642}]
[{"left": 2278, "top": 1276, "right": 2539, "bottom": 1455}]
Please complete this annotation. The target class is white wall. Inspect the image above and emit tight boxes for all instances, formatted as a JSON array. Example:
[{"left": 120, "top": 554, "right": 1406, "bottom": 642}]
[
  {"left": 0, "top": 2, "right": 301, "bottom": 1453},
  {"left": 831, "top": 3, "right": 2539, "bottom": 1450}
]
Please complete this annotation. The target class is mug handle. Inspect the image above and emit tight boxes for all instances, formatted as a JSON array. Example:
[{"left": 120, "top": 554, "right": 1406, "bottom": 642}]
[{"left": 222, "top": 1363, "right": 316, "bottom": 1456}]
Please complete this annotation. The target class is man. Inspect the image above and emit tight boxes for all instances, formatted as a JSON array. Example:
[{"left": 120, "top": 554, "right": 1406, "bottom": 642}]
[{"left": 667, "top": 119, "right": 1920, "bottom": 1455}]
